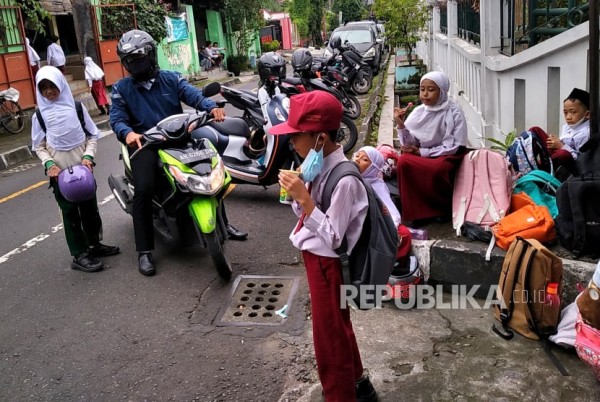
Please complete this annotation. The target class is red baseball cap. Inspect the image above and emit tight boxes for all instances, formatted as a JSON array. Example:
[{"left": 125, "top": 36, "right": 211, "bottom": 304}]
[{"left": 269, "top": 91, "right": 343, "bottom": 135}]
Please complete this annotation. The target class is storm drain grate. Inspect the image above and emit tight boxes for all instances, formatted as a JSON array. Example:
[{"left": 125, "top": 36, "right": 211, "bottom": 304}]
[{"left": 215, "top": 275, "right": 300, "bottom": 326}]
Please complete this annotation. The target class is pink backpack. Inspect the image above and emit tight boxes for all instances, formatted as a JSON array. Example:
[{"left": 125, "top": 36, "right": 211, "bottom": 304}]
[
  {"left": 575, "top": 315, "right": 600, "bottom": 381},
  {"left": 452, "top": 149, "right": 512, "bottom": 235}
]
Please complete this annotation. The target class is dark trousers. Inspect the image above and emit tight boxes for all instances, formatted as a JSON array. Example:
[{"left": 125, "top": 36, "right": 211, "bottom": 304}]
[
  {"left": 302, "top": 251, "right": 364, "bottom": 402},
  {"left": 130, "top": 147, "right": 158, "bottom": 252},
  {"left": 51, "top": 180, "right": 102, "bottom": 257}
]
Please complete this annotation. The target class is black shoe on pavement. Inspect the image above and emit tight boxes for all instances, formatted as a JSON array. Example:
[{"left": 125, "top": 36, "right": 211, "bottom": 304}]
[
  {"left": 72, "top": 253, "right": 104, "bottom": 273},
  {"left": 356, "top": 375, "right": 378, "bottom": 402},
  {"left": 226, "top": 224, "right": 248, "bottom": 240},
  {"left": 138, "top": 252, "right": 156, "bottom": 276},
  {"left": 88, "top": 243, "right": 120, "bottom": 258}
]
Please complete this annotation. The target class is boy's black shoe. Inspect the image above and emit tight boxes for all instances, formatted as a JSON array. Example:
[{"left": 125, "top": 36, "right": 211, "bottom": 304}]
[
  {"left": 356, "top": 376, "right": 378, "bottom": 402},
  {"left": 88, "top": 243, "right": 120, "bottom": 258},
  {"left": 138, "top": 252, "right": 156, "bottom": 276},
  {"left": 226, "top": 224, "right": 248, "bottom": 240},
  {"left": 72, "top": 253, "right": 104, "bottom": 273}
]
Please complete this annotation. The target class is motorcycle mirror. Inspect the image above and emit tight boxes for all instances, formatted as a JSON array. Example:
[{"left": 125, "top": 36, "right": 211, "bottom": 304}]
[{"left": 202, "top": 82, "right": 221, "bottom": 97}]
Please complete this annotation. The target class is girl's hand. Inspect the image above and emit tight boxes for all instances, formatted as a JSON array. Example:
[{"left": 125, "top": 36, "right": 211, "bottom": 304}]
[
  {"left": 48, "top": 165, "right": 61, "bottom": 178},
  {"left": 82, "top": 158, "right": 94, "bottom": 172},
  {"left": 401, "top": 145, "right": 420, "bottom": 156},
  {"left": 393, "top": 107, "right": 406, "bottom": 128},
  {"left": 546, "top": 134, "right": 562, "bottom": 150}
]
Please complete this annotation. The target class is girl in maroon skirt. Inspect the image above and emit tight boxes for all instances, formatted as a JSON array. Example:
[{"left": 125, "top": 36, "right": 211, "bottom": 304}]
[
  {"left": 394, "top": 71, "right": 468, "bottom": 225},
  {"left": 84, "top": 57, "right": 110, "bottom": 115}
]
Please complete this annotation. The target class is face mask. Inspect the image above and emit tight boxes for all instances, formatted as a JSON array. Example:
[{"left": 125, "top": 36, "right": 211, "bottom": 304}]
[
  {"left": 568, "top": 116, "right": 588, "bottom": 129},
  {"left": 300, "top": 135, "right": 324, "bottom": 182}
]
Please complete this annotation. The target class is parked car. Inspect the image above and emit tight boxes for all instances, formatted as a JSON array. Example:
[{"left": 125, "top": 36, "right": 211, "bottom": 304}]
[{"left": 324, "top": 22, "right": 383, "bottom": 74}]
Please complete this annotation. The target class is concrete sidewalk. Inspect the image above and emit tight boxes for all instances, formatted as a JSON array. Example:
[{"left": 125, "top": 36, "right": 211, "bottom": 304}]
[{"left": 299, "top": 54, "right": 600, "bottom": 400}]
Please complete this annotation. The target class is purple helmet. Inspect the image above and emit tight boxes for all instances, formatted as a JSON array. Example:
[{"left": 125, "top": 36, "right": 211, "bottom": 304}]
[{"left": 58, "top": 165, "right": 96, "bottom": 203}]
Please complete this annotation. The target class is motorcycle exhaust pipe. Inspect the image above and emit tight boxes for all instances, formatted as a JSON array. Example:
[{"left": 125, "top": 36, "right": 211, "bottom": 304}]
[{"left": 108, "top": 174, "right": 133, "bottom": 214}]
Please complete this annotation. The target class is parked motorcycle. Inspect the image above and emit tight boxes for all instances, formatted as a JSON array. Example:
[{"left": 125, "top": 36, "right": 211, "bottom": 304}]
[
  {"left": 313, "top": 39, "right": 373, "bottom": 95},
  {"left": 107, "top": 83, "right": 233, "bottom": 280},
  {"left": 282, "top": 48, "right": 361, "bottom": 121}
]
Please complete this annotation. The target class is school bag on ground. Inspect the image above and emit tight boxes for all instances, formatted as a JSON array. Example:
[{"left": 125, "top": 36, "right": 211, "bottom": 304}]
[
  {"left": 506, "top": 126, "right": 552, "bottom": 175},
  {"left": 493, "top": 237, "right": 568, "bottom": 375},
  {"left": 452, "top": 149, "right": 512, "bottom": 234},
  {"left": 493, "top": 192, "right": 556, "bottom": 250},
  {"left": 493, "top": 237, "right": 563, "bottom": 340},
  {"left": 35, "top": 100, "right": 92, "bottom": 136},
  {"left": 555, "top": 173, "right": 600, "bottom": 259},
  {"left": 321, "top": 161, "right": 399, "bottom": 310},
  {"left": 513, "top": 170, "right": 562, "bottom": 218}
]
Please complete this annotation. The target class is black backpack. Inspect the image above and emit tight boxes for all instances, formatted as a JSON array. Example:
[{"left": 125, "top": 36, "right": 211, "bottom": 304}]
[
  {"left": 555, "top": 137, "right": 600, "bottom": 259},
  {"left": 321, "top": 161, "right": 399, "bottom": 310},
  {"left": 35, "top": 100, "right": 92, "bottom": 136}
]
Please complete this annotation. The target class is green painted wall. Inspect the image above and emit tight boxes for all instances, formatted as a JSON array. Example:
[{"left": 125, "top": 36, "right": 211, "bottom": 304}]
[{"left": 156, "top": 5, "right": 200, "bottom": 77}]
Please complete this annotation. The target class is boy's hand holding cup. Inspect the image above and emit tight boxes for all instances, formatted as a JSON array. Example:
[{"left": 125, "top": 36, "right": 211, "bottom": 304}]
[{"left": 278, "top": 168, "right": 302, "bottom": 204}]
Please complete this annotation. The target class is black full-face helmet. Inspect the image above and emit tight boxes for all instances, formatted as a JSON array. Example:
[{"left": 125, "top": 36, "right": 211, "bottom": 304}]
[
  {"left": 257, "top": 52, "right": 286, "bottom": 81},
  {"left": 329, "top": 35, "right": 342, "bottom": 50},
  {"left": 117, "top": 29, "right": 159, "bottom": 81},
  {"left": 291, "top": 48, "right": 313, "bottom": 73}
]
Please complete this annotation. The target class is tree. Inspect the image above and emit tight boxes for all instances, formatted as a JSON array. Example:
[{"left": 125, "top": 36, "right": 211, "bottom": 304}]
[
  {"left": 287, "top": 0, "right": 325, "bottom": 46},
  {"left": 373, "top": 0, "right": 428, "bottom": 64},
  {"left": 221, "top": 0, "right": 263, "bottom": 57},
  {"left": 331, "top": 0, "right": 365, "bottom": 25}
]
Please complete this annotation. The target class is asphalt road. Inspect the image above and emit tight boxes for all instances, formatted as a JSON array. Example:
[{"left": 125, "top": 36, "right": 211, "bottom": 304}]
[{"left": 0, "top": 78, "right": 317, "bottom": 401}]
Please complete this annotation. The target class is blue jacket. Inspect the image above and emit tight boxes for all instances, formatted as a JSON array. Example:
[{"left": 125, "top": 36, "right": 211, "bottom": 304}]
[{"left": 110, "top": 70, "right": 217, "bottom": 143}]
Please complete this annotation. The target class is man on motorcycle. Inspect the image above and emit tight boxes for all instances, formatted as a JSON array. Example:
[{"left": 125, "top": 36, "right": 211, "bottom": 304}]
[{"left": 110, "top": 29, "right": 247, "bottom": 276}]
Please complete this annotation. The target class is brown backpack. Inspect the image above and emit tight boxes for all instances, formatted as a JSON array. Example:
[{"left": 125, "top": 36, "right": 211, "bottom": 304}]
[{"left": 493, "top": 237, "right": 563, "bottom": 340}]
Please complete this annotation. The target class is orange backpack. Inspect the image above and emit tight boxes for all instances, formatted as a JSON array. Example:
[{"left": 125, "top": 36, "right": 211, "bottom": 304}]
[{"left": 493, "top": 192, "right": 556, "bottom": 250}]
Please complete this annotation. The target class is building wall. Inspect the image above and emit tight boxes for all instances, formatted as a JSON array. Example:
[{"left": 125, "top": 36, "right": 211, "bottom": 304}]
[
  {"left": 416, "top": 1, "right": 591, "bottom": 147},
  {"left": 156, "top": 5, "right": 201, "bottom": 77}
]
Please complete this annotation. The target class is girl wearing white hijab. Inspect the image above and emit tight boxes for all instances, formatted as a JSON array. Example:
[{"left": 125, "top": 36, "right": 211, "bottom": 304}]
[
  {"left": 26, "top": 38, "right": 41, "bottom": 77},
  {"left": 84, "top": 56, "right": 110, "bottom": 115},
  {"left": 353, "top": 146, "right": 412, "bottom": 265},
  {"left": 31, "top": 66, "right": 119, "bottom": 272},
  {"left": 393, "top": 71, "right": 468, "bottom": 224}
]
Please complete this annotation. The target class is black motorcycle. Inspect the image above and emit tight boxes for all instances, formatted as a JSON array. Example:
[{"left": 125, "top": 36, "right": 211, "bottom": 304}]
[{"left": 313, "top": 42, "right": 373, "bottom": 95}]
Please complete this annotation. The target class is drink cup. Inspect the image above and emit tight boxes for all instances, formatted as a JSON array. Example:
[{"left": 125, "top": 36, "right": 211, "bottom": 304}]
[{"left": 279, "top": 169, "right": 301, "bottom": 204}]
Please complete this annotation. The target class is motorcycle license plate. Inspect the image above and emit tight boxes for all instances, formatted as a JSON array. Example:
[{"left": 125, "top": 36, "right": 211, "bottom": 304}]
[{"left": 177, "top": 148, "right": 217, "bottom": 163}]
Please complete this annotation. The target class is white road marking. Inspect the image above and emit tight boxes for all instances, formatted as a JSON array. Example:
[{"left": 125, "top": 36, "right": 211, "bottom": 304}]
[{"left": 0, "top": 194, "right": 115, "bottom": 266}]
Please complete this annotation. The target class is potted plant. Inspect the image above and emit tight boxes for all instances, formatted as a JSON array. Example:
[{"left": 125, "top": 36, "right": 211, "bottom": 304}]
[{"left": 227, "top": 55, "right": 248, "bottom": 76}]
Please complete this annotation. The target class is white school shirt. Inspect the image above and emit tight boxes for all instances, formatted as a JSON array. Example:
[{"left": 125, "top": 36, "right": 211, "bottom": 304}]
[
  {"left": 559, "top": 120, "right": 590, "bottom": 160},
  {"left": 290, "top": 146, "right": 369, "bottom": 258},
  {"left": 47, "top": 43, "right": 66, "bottom": 67}
]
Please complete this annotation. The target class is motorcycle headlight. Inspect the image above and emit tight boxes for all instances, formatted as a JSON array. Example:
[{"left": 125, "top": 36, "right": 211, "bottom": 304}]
[
  {"left": 363, "top": 47, "right": 376, "bottom": 58},
  {"left": 168, "top": 162, "right": 225, "bottom": 195}
]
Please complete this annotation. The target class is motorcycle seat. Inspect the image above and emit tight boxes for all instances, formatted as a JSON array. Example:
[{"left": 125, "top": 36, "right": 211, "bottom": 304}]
[
  {"left": 208, "top": 116, "right": 250, "bottom": 138},
  {"left": 283, "top": 76, "right": 302, "bottom": 85}
]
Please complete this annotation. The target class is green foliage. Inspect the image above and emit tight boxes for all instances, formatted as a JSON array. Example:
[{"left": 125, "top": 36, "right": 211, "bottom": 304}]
[
  {"left": 373, "top": 0, "right": 428, "bottom": 62},
  {"left": 100, "top": 0, "right": 171, "bottom": 42},
  {"left": 260, "top": 40, "right": 281, "bottom": 52},
  {"left": 326, "top": 11, "right": 339, "bottom": 32},
  {"left": 227, "top": 54, "right": 249, "bottom": 76},
  {"left": 331, "top": 0, "right": 365, "bottom": 25},
  {"left": 483, "top": 130, "right": 516, "bottom": 152},
  {"left": 222, "top": 0, "right": 263, "bottom": 57},
  {"left": 287, "top": 0, "right": 325, "bottom": 45},
  {"left": 19, "top": 0, "right": 49, "bottom": 36}
]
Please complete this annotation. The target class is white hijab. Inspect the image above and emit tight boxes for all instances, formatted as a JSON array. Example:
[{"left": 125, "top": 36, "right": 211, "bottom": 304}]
[
  {"left": 26, "top": 38, "right": 40, "bottom": 65},
  {"left": 404, "top": 71, "right": 457, "bottom": 144},
  {"left": 32, "top": 66, "right": 89, "bottom": 150},
  {"left": 84, "top": 57, "right": 105, "bottom": 81},
  {"left": 359, "top": 146, "right": 401, "bottom": 226}
]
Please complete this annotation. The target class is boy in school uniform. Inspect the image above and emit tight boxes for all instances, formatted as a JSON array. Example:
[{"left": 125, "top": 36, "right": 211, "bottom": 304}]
[
  {"left": 547, "top": 87, "right": 591, "bottom": 174},
  {"left": 275, "top": 91, "right": 377, "bottom": 402}
]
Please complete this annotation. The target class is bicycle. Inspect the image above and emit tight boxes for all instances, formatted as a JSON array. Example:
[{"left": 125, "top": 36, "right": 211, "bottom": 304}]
[{"left": 0, "top": 87, "right": 25, "bottom": 134}]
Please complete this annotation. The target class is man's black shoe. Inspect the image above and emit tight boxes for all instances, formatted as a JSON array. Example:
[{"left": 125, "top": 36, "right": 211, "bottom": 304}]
[
  {"left": 226, "top": 224, "right": 248, "bottom": 240},
  {"left": 356, "top": 375, "right": 378, "bottom": 402},
  {"left": 88, "top": 243, "right": 120, "bottom": 258},
  {"left": 138, "top": 252, "right": 156, "bottom": 276},
  {"left": 72, "top": 253, "right": 104, "bottom": 273}
]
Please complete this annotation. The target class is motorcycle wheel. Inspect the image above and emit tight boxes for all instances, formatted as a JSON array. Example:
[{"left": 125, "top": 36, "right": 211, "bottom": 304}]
[
  {"left": 351, "top": 74, "right": 372, "bottom": 95},
  {"left": 338, "top": 116, "right": 359, "bottom": 153},
  {"left": 343, "top": 94, "right": 361, "bottom": 119},
  {"left": 205, "top": 231, "right": 232, "bottom": 281}
]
